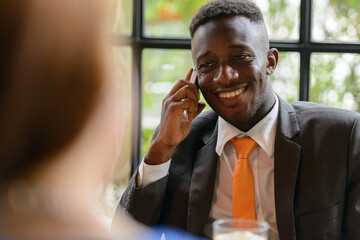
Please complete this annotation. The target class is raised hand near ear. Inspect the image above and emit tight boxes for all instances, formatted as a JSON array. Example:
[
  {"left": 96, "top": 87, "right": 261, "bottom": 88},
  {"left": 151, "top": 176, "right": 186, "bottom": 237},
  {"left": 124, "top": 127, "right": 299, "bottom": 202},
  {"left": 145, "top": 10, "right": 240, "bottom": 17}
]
[{"left": 145, "top": 68, "right": 206, "bottom": 165}]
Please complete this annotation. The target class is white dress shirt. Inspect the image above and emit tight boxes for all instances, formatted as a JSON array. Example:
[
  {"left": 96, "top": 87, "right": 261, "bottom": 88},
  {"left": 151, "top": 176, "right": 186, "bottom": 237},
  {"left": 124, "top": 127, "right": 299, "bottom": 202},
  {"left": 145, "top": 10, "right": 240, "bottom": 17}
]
[
  {"left": 208, "top": 95, "right": 279, "bottom": 233},
  {"left": 138, "top": 95, "right": 279, "bottom": 235}
]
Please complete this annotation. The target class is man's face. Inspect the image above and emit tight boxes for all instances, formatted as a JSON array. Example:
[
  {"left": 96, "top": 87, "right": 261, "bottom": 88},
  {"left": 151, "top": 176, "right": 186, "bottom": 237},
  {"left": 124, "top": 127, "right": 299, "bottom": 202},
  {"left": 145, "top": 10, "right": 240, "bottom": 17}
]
[{"left": 191, "top": 16, "right": 276, "bottom": 129}]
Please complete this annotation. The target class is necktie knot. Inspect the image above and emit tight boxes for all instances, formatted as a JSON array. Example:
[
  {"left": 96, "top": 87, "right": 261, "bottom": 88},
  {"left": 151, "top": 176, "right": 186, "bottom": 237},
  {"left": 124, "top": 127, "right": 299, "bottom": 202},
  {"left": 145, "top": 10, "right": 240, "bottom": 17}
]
[{"left": 230, "top": 137, "right": 258, "bottom": 159}]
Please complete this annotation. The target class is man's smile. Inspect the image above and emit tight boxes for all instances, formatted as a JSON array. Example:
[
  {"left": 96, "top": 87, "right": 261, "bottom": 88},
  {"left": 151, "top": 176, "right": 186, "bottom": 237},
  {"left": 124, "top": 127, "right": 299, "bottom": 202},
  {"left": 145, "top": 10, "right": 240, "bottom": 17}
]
[
  {"left": 213, "top": 86, "right": 249, "bottom": 107},
  {"left": 218, "top": 87, "right": 246, "bottom": 99}
]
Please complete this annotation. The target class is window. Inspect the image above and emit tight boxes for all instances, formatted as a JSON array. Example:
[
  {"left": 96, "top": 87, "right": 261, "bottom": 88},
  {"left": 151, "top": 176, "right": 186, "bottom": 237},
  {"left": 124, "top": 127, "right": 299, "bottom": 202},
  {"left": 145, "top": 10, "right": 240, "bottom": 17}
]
[{"left": 110, "top": 0, "right": 360, "bottom": 180}]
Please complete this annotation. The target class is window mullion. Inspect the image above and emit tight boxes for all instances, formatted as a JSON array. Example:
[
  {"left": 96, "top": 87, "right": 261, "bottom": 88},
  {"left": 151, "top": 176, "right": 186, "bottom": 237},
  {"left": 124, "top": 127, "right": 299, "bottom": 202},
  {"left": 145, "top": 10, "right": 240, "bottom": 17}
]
[
  {"left": 299, "top": 0, "right": 312, "bottom": 101},
  {"left": 131, "top": 0, "right": 143, "bottom": 173}
]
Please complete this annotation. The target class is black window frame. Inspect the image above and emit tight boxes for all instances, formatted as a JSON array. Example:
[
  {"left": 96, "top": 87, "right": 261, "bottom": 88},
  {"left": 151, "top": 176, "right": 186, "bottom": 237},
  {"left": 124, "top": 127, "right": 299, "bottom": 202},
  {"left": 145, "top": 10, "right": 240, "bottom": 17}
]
[{"left": 113, "top": 0, "right": 360, "bottom": 173}]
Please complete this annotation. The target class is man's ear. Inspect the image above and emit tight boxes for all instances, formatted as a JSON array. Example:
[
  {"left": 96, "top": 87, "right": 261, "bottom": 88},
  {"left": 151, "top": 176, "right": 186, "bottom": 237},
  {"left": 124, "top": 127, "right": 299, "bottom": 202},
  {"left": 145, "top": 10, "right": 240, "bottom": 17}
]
[{"left": 266, "top": 48, "right": 279, "bottom": 75}]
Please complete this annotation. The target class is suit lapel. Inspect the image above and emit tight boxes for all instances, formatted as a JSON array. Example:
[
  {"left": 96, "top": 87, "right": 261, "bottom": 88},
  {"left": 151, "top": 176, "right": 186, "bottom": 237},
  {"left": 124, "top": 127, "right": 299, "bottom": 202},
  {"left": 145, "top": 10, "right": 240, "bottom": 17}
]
[
  {"left": 274, "top": 98, "right": 301, "bottom": 239},
  {"left": 186, "top": 120, "right": 219, "bottom": 236}
]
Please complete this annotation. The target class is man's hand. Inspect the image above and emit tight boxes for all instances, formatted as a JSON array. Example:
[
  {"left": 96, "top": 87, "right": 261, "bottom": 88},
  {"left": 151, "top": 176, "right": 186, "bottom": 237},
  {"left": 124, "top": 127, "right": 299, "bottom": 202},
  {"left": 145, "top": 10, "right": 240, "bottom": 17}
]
[{"left": 145, "top": 68, "right": 206, "bottom": 165}]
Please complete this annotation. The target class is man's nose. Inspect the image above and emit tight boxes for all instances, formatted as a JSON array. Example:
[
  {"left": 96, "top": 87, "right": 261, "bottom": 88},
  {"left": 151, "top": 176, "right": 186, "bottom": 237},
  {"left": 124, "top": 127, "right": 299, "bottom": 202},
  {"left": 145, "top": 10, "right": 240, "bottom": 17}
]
[{"left": 214, "top": 64, "right": 239, "bottom": 86}]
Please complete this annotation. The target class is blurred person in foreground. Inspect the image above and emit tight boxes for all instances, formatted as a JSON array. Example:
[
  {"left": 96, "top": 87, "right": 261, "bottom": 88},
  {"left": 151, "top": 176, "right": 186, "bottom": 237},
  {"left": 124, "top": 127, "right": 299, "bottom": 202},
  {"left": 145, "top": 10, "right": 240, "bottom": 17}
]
[
  {"left": 117, "top": 0, "right": 360, "bottom": 239},
  {"left": 0, "top": 1, "right": 206, "bottom": 239},
  {"left": 0, "top": 1, "right": 145, "bottom": 239}
]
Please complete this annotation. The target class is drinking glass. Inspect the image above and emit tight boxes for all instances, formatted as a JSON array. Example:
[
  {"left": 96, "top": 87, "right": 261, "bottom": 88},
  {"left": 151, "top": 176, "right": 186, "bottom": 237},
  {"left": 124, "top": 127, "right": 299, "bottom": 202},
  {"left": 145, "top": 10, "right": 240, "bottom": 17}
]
[{"left": 213, "top": 218, "right": 269, "bottom": 240}]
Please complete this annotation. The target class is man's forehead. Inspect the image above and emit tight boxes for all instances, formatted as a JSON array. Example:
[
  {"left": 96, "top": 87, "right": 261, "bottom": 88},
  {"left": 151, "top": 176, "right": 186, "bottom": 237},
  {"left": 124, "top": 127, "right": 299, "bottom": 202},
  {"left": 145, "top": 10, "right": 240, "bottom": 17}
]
[
  {"left": 191, "top": 15, "right": 268, "bottom": 55},
  {"left": 193, "top": 16, "right": 260, "bottom": 37},
  {"left": 192, "top": 16, "right": 263, "bottom": 48}
]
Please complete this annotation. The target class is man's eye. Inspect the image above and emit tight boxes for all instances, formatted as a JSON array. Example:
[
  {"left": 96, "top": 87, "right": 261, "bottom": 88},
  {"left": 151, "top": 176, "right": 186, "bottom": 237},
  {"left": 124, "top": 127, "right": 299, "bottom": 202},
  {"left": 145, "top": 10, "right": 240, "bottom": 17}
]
[
  {"left": 234, "top": 54, "right": 249, "bottom": 60},
  {"left": 200, "top": 62, "right": 213, "bottom": 68}
]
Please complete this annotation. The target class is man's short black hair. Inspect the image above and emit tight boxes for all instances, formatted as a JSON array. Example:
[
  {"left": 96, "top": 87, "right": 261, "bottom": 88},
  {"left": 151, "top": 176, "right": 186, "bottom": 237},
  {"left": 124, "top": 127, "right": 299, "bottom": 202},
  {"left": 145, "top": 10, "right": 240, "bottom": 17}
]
[{"left": 190, "top": 0, "right": 265, "bottom": 37}]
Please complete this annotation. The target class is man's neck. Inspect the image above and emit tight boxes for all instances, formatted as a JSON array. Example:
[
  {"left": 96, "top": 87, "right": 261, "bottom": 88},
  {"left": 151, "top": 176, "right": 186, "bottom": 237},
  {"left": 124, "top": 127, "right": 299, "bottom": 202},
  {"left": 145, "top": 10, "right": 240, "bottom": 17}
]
[{"left": 235, "top": 93, "right": 276, "bottom": 132}]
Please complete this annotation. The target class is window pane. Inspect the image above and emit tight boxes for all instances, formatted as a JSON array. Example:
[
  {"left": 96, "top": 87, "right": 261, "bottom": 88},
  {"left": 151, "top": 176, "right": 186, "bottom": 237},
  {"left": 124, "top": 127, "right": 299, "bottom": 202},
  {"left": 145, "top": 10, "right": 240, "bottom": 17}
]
[
  {"left": 312, "top": 0, "right": 360, "bottom": 42},
  {"left": 142, "top": 49, "right": 194, "bottom": 157},
  {"left": 253, "top": 0, "right": 300, "bottom": 40},
  {"left": 109, "top": 0, "right": 132, "bottom": 34},
  {"left": 144, "top": 0, "right": 208, "bottom": 38},
  {"left": 144, "top": 0, "right": 299, "bottom": 40},
  {"left": 310, "top": 53, "right": 360, "bottom": 112},
  {"left": 105, "top": 46, "right": 132, "bottom": 216},
  {"left": 270, "top": 52, "right": 300, "bottom": 101}
]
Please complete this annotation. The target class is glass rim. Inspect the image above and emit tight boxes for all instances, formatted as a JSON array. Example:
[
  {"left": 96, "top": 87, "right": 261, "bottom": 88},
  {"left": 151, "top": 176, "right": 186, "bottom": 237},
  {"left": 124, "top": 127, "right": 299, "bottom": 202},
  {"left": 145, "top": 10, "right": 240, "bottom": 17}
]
[{"left": 213, "top": 218, "right": 269, "bottom": 233}]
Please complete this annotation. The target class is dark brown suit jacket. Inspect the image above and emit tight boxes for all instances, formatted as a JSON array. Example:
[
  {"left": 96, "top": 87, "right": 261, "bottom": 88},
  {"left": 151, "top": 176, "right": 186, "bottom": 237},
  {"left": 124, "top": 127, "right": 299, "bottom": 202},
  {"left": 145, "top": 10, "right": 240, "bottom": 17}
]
[{"left": 117, "top": 98, "right": 360, "bottom": 239}]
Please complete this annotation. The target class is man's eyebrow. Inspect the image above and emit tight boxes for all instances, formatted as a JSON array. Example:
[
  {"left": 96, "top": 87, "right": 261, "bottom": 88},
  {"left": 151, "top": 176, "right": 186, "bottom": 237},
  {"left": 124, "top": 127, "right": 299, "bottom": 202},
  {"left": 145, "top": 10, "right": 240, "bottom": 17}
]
[
  {"left": 229, "top": 44, "right": 248, "bottom": 49},
  {"left": 196, "top": 45, "right": 249, "bottom": 62},
  {"left": 196, "top": 51, "right": 210, "bottom": 62}
]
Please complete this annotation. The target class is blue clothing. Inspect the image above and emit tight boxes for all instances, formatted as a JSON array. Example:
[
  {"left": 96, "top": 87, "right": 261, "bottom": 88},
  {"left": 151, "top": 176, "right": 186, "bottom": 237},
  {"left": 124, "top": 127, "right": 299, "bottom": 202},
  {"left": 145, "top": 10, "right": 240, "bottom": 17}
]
[{"left": 0, "top": 227, "right": 207, "bottom": 240}]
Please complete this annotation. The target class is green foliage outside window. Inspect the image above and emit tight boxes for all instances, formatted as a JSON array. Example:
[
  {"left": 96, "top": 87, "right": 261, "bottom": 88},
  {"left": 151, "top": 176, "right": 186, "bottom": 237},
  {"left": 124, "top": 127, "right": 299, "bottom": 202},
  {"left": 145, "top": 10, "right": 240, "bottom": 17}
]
[
  {"left": 310, "top": 53, "right": 360, "bottom": 112},
  {"left": 145, "top": 0, "right": 209, "bottom": 37},
  {"left": 255, "top": 0, "right": 300, "bottom": 40},
  {"left": 313, "top": 0, "right": 360, "bottom": 41}
]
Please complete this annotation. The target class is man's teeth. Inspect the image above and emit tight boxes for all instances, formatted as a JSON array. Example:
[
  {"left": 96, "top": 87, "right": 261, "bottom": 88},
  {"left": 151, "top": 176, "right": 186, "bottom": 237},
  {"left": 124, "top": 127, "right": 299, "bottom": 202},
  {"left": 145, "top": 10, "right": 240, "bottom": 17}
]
[{"left": 218, "top": 89, "right": 244, "bottom": 99}]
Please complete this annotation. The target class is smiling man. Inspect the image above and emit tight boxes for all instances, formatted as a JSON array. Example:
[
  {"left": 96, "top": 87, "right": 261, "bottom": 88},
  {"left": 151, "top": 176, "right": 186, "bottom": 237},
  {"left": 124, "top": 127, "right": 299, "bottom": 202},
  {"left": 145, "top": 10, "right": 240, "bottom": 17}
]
[
  {"left": 117, "top": 0, "right": 360, "bottom": 239},
  {"left": 191, "top": 14, "right": 276, "bottom": 132}
]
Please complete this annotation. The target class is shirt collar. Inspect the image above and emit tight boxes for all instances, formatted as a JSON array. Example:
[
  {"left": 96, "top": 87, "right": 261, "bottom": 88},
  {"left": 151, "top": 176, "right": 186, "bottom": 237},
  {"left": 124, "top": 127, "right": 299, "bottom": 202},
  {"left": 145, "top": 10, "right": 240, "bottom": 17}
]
[{"left": 215, "top": 94, "right": 279, "bottom": 157}]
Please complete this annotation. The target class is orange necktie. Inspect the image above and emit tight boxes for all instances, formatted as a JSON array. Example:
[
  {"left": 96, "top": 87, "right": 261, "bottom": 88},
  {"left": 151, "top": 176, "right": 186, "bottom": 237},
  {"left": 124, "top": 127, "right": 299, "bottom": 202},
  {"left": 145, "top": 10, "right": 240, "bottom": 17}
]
[{"left": 230, "top": 137, "right": 258, "bottom": 220}]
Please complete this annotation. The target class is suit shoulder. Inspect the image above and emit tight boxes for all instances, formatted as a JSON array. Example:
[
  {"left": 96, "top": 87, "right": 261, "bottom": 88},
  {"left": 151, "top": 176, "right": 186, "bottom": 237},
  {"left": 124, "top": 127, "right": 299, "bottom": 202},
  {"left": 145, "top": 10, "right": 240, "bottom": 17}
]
[
  {"left": 291, "top": 101, "right": 360, "bottom": 121},
  {"left": 183, "top": 109, "right": 218, "bottom": 144},
  {"left": 288, "top": 102, "right": 360, "bottom": 135},
  {"left": 191, "top": 109, "right": 218, "bottom": 129}
]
